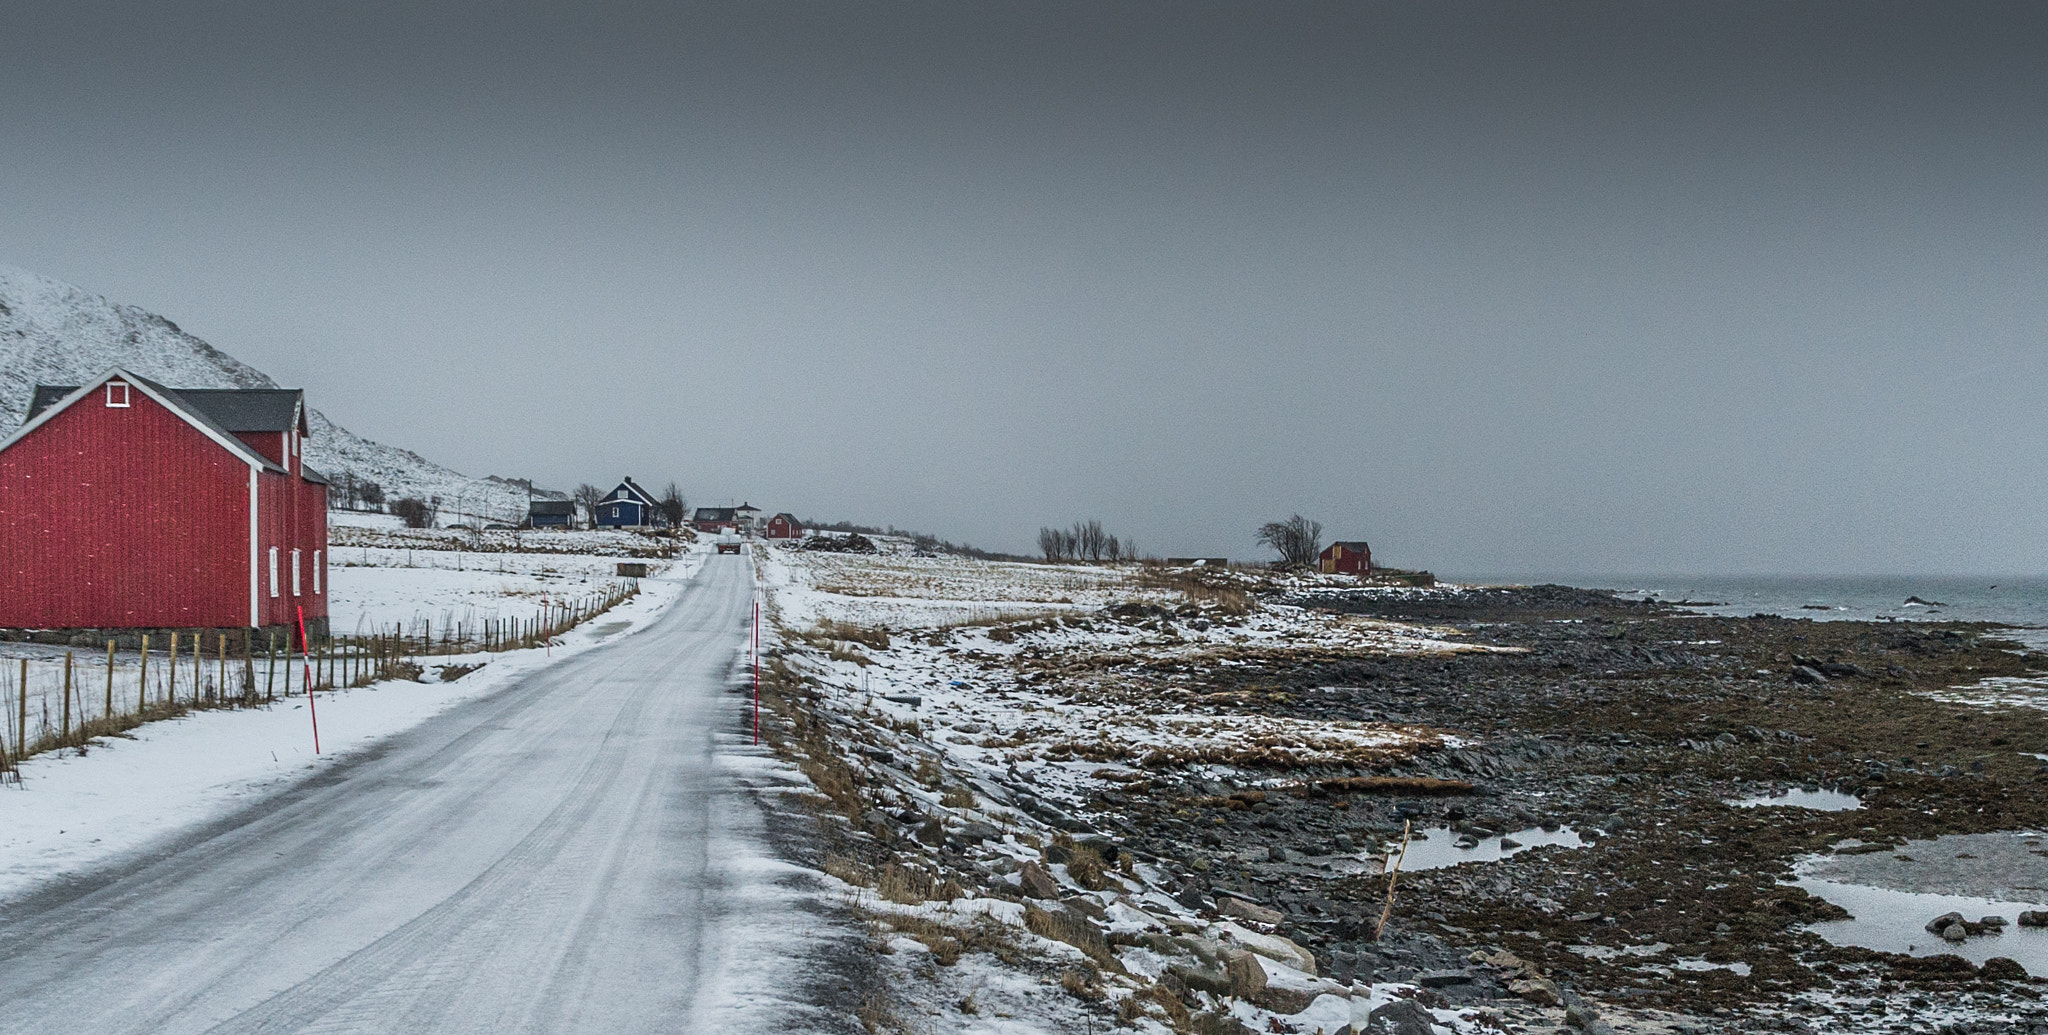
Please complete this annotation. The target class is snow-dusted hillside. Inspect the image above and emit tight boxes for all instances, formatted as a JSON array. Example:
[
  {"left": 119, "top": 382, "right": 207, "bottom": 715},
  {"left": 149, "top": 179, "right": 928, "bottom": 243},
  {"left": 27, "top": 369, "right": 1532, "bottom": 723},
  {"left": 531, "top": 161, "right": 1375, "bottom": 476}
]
[{"left": 0, "top": 265, "right": 563, "bottom": 522}]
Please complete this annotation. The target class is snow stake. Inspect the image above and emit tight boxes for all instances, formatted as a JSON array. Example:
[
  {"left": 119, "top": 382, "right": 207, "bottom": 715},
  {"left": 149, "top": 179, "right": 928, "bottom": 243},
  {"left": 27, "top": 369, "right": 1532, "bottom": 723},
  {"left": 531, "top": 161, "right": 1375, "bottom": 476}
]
[
  {"left": 297, "top": 605, "right": 320, "bottom": 754},
  {"left": 752, "top": 599, "right": 761, "bottom": 745}
]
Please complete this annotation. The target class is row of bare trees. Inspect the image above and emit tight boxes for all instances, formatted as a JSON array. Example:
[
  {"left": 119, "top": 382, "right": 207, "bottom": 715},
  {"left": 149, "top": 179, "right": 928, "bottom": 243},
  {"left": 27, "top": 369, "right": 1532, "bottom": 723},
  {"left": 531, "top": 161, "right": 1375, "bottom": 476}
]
[{"left": 1037, "top": 520, "right": 1138, "bottom": 563}]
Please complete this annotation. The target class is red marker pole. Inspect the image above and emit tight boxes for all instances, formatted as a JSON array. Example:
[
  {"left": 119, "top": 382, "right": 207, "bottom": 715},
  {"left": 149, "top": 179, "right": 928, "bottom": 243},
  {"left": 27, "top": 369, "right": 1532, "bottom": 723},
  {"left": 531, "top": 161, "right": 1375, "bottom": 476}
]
[
  {"left": 296, "top": 605, "right": 320, "bottom": 755},
  {"left": 752, "top": 599, "right": 760, "bottom": 745}
]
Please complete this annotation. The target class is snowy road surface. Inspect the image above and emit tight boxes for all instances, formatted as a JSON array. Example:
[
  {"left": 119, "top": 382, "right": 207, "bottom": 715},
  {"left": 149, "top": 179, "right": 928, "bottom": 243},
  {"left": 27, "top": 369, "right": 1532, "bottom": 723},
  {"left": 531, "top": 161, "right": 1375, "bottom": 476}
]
[{"left": 0, "top": 555, "right": 845, "bottom": 1033}]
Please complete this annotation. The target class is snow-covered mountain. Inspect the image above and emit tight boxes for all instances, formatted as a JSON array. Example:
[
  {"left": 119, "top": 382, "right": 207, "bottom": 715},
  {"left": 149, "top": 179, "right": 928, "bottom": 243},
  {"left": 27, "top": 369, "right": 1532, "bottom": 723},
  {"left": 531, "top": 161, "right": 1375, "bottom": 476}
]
[{"left": 0, "top": 265, "right": 564, "bottom": 522}]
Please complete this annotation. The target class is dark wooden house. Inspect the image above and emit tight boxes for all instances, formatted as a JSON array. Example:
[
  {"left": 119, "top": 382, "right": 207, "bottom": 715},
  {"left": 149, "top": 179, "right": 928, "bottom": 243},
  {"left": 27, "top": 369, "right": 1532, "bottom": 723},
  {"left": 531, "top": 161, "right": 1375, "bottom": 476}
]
[
  {"left": 594, "top": 477, "right": 661, "bottom": 529},
  {"left": 1318, "top": 541, "right": 1373, "bottom": 575},
  {"left": 527, "top": 499, "right": 576, "bottom": 529}
]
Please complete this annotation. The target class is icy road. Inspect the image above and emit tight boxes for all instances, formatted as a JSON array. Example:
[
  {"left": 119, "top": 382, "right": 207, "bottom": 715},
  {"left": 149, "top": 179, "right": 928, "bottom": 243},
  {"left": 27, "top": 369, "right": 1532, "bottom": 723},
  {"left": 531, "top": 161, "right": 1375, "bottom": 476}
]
[{"left": 0, "top": 555, "right": 852, "bottom": 1033}]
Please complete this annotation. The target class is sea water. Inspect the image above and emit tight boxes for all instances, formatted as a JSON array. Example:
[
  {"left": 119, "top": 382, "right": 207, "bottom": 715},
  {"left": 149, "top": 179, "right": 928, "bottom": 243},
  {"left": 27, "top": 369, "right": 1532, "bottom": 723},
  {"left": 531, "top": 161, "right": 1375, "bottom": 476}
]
[{"left": 1449, "top": 575, "right": 2048, "bottom": 652}]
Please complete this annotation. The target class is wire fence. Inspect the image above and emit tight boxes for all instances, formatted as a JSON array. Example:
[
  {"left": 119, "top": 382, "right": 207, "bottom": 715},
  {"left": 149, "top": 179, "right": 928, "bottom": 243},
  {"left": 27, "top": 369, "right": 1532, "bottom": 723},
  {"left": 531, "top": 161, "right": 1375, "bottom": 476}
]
[{"left": 0, "top": 579, "right": 639, "bottom": 781}]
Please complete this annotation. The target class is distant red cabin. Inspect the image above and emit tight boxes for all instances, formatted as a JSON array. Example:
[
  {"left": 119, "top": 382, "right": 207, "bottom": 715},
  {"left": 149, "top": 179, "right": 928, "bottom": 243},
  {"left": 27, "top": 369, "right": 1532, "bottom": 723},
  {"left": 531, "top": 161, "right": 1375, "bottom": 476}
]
[
  {"left": 764, "top": 513, "right": 803, "bottom": 539},
  {"left": 1318, "top": 541, "right": 1373, "bottom": 575},
  {"left": 0, "top": 368, "right": 329, "bottom": 636}
]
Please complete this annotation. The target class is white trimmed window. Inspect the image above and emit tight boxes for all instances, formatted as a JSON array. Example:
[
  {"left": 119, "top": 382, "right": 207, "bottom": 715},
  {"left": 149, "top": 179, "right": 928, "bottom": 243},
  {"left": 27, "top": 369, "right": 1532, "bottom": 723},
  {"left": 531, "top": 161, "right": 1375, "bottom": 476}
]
[
  {"left": 313, "top": 551, "right": 322, "bottom": 594},
  {"left": 291, "top": 549, "right": 302, "bottom": 596},
  {"left": 268, "top": 547, "right": 280, "bottom": 597},
  {"left": 106, "top": 382, "right": 130, "bottom": 407}
]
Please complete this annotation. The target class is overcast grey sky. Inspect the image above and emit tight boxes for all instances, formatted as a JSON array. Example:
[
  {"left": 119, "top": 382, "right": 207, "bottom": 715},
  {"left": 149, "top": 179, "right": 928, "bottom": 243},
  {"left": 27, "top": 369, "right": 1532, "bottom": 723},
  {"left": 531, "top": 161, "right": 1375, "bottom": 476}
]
[{"left": 3, "top": 2, "right": 2045, "bottom": 573}]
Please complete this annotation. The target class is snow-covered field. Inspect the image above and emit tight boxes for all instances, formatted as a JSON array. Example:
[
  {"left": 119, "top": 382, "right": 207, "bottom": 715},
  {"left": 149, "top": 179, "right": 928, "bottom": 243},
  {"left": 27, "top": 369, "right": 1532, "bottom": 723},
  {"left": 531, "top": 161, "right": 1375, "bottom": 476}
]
[
  {"left": 758, "top": 546, "right": 1531, "bottom": 1034},
  {"left": 0, "top": 542, "right": 702, "bottom": 903}
]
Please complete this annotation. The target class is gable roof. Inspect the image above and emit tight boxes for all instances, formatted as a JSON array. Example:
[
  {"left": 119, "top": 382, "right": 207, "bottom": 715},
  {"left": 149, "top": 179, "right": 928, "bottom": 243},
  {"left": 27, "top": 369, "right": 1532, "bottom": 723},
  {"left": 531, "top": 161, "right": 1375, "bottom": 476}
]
[
  {"left": 4, "top": 368, "right": 286, "bottom": 473},
  {"left": 29, "top": 384, "right": 305, "bottom": 434},
  {"left": 1323, "top": 541, "right": 1371, "bottom": 552},
  {"left": 692, "top": 507, "right": 737, "bottom": 522},
  {"left": 770, "top": 512, "right": 801, "bottom": 524},
  {"left": 609, "top": 477, "right": 656, "bottom": 506},
  {"left": 529, "top": 500, "right": 577, "bottom": 516}
]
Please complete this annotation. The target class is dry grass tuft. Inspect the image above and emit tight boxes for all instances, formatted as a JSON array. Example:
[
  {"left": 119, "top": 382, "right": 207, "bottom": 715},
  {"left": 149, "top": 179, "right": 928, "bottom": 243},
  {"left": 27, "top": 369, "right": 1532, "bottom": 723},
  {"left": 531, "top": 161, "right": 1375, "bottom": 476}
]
[{"left": 1024, "top": 904, "right": 1121, "bottom": 971}]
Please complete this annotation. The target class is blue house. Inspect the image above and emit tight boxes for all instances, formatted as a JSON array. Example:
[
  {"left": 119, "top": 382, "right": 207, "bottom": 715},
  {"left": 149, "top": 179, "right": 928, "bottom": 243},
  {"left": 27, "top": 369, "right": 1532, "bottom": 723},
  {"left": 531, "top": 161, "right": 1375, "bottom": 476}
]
[
  {"left": 527, "top": 499, "right": 576, "bottom": 529},
  {"left": 595, "top": 477, "right": 662, "bottom": 529}
]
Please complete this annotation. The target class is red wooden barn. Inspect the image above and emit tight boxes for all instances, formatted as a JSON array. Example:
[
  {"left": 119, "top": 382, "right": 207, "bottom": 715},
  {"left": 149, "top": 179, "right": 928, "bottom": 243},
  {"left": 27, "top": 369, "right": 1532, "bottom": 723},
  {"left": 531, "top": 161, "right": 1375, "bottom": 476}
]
[
  {"left": 764, "top": 512, "right": 803, "bottom": 539},
  {"left": 1318, "top": 541, "right": 1373, "bottom": 575},
  {"left": 0, "top": 368, "right": 330, "bottom": 636}
]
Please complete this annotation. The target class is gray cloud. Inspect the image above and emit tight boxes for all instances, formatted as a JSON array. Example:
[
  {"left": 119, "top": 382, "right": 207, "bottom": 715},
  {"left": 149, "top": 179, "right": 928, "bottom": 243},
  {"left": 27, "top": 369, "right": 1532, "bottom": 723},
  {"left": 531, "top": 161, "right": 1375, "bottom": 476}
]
[{"left": 3, "top": 2, "right": 2045, "bottom": 572}]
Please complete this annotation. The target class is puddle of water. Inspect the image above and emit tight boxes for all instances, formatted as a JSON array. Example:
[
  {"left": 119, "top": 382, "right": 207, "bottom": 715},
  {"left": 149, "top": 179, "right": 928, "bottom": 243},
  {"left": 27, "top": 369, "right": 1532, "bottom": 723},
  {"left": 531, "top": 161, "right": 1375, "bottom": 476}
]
[
  {"left": 1802, "top": 831, "right": 2048, "bottom": 902},
  {"left": 1726, "top": 788, "right": 1863, "bottom": 811},
  {"left": 1667, "top": 958, "right": 1751, "bottom": 977},
  {"left": 1390, "top": 826, "right": 1586, "bottom": 871},
  {"left": 1569, "top": 942, "right": 1670, "bottom": 960},
  {"left": 1795, "top": 876, "right": 2048, "bottom": 974}
]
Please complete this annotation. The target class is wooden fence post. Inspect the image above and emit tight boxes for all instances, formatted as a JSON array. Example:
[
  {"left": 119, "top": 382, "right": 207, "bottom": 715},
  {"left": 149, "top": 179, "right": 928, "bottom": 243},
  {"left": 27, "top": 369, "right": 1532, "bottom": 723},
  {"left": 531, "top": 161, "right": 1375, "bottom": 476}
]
[
  {"left": 138, "top": 634, "right": 149, "bottom": 715},
  {"left": 105, "top": 640, "right": 115, "bottom": 724},
  {"left": 217, "top": 634, "right": 226, "bottom": 705},
  {"left": 191, "top": 634, "right": 201, "bottom": 704},
  {"left": 267, "top": 633, "right": 277, "bottom": 701},
  {"left": 18, "top": 658, "right": 28, "bottom": 759},
  {"left": 61, "top": 652, "right": 73, "bottom": 748},
  {"left": 167, "top": 631, "right": 178, "bottom": 705}
]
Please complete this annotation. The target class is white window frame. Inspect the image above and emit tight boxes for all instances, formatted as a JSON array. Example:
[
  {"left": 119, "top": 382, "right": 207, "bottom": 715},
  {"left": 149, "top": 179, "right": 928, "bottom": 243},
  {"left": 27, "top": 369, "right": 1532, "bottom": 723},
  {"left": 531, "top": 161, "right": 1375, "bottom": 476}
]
[
  {"left": 313, "top": 551, "right": 322, "bottom": 594},
  {"left": 269, "top": 547, "right": 280, "bottom": 598},
  {"left": 106, "top": 382, "right": 131, "bottom": 408},
  {"left": 291, "top": 549, "right": 302, "bottom": 597}
]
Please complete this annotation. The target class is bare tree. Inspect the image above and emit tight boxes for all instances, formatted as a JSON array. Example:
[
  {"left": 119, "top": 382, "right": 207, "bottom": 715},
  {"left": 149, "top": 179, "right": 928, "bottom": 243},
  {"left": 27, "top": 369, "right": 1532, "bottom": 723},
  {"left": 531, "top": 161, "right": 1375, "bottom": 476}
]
[
  {"left": 659, "top": 482, "right": 687, "bottom": 528},
  {"left": 1038, "top": 526, "right": 1065, "bottom": 562},
  {"left": 573, "top": 483, "right": 605, "bottom": 528},
  {"left": 1255, "top": 514, "right": 1323, "bottom": 567},
  {"left": 358, "top": 480, "right": 385, "bottom": 509},
  {"left": 1075, "top": 520, "right": 1109, "bottom": 562}
]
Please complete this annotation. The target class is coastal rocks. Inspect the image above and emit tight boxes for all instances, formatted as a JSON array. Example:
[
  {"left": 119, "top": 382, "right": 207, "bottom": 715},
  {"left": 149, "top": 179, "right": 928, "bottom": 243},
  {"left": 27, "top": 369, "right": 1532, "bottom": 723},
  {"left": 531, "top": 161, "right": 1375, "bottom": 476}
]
[
  {"left": 1924, "top": 911, "right": 2006, "bottom": 941},
  {"left": 1364, "top": 998, "right": 1437, "bottom": 1035},
  {"left": 1791, "top": 665, "right": 1827, "bottom": 685},
  {"left": 2021, "top": 910, "right": 2048, "bottom": 928},
  {"left": 1219, "top": 895, "right": 1284, "bottom": 926},
  {"left": 1983, "top": 957, "right": 2030, "bottom": 981},
  {"left": 1510, "top": 977, "right": 1562, "bottom": 1005}
]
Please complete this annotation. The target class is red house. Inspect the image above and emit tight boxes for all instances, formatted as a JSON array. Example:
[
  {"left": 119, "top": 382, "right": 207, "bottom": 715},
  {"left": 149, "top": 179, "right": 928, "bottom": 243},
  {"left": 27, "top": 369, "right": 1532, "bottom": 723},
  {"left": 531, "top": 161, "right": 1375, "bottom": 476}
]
[
  {"left": 764, "top": 513, "right": 803, "bottom": 539},
  {"left": 1318, "top": 541, "right": 1373, "bottom": 575},
  {"left": 0, "top": 369, "right": 330, "bottom": 638}
]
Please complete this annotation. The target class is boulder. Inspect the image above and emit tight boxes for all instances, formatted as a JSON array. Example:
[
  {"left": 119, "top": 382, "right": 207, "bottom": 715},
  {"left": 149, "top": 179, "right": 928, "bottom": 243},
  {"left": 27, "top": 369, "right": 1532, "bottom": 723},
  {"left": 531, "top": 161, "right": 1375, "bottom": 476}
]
[
  {"left": 1219, "top": 896, "right": 1284, "bottom": 926},
  {"left": 1168, "top": 963, "right": 1232, "bottom": 997},
  {"left": 2019, "top": 910, "right": 2048, "bottom": 928},
  {"left": 1791, "top": 666, "right": 1827, "bottom": 685},
  {"left": 1983, "top": 957, "right": 2029, "bottom": 981},
  {"left": 1019, "top": 860, "right": 1060, "bottom": 900},
  {"left": 1364, "top": 998, "right": 1437, "bottom": 1035},
  {"left": 1509, "top": 977, "right": 1561, "bottom": 1006},
  {"left": 1415, "top": 969, "right": 1471, "bottom": 988},
  {"left": 1925, "top": 911, "right": 1966, "bottom": 935},
  {"left": 1225, "top": 952, "right": 1268, "bottom": 999}
]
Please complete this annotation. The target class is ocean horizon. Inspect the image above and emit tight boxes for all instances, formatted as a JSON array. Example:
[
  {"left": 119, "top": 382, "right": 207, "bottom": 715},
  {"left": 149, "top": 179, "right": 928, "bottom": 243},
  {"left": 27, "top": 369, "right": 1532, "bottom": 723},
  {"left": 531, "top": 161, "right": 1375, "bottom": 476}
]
[{"left": 1447, "top": 573, "right": 2048, "bottom": 652}]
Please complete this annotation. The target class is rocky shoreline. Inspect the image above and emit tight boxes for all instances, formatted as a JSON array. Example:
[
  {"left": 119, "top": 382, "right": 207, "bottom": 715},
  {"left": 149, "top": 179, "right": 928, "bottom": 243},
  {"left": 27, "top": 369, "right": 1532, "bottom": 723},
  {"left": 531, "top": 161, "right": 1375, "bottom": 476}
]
[
  {"left": 1115, "top": 585, "right": 2048, "bottom": 1027},
  {"left": 764, "top": 560, "right": 2048, "bottom": 1033}
]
